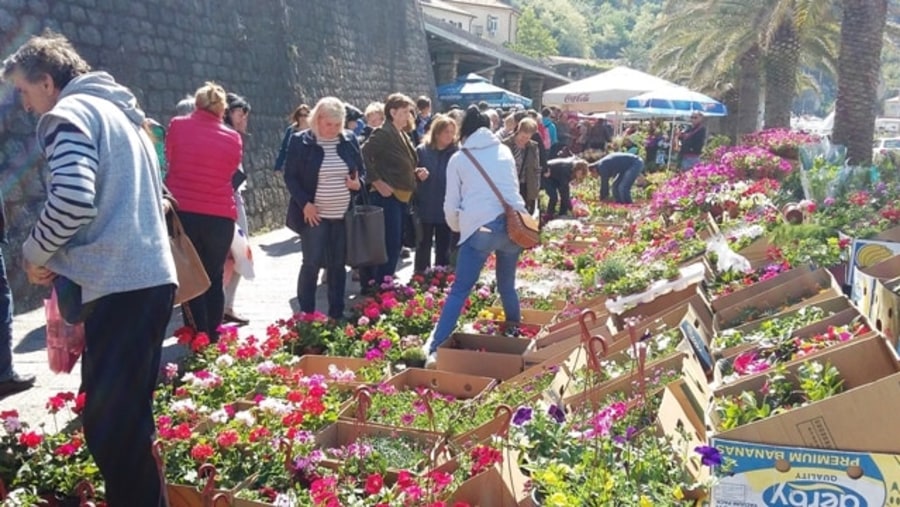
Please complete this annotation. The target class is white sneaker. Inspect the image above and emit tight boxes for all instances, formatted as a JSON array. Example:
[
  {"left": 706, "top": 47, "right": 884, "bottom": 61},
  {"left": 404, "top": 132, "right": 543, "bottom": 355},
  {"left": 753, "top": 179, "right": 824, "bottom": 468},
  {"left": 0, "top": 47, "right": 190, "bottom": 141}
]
[{"left": 425, "top": 352, "right": 438, "bottom": 369}]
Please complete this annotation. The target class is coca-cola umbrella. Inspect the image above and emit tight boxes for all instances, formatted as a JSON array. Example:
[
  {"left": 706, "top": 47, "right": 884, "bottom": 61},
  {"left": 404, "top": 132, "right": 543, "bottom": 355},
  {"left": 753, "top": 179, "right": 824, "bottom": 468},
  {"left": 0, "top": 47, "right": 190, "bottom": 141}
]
[
  {"left": 542, "top": 66, "right": 679, "bottom": 111},
  {"left": 437, "top": 73, "right": 532, "bottom": 108}
]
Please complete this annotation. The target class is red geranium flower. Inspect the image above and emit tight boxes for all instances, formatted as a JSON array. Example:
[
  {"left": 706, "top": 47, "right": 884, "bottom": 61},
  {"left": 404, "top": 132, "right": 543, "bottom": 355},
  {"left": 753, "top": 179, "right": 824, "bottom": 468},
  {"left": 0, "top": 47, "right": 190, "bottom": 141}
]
[
  {"left": 190, "top": 443, "right": 214, "bottom": 461},
  {"left": 364, "top": 473, "right": 384, "bottom": 495}
]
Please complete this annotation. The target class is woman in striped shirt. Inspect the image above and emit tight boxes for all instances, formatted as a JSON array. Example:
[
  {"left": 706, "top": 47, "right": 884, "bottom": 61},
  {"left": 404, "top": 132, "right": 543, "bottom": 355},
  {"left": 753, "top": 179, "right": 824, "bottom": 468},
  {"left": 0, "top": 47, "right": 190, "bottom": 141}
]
[{"left": 283, "top": 97, "right": 365, "bottom": 319}]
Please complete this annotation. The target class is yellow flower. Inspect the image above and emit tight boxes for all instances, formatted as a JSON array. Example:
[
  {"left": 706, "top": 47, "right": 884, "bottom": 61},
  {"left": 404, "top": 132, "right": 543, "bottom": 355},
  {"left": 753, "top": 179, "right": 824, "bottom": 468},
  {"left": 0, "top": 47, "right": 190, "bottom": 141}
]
[
  {"left": 639, "top": 495, "right": 653, "bottom": 507},
  {"left": 477, "top": 310, "right": 495, "bottom": 320},
  {"left": 547, "top": 492, "right": 577, "bottom": 507},
  {"left": 672, "top": 486, "right": 685, "bottom": 500}
]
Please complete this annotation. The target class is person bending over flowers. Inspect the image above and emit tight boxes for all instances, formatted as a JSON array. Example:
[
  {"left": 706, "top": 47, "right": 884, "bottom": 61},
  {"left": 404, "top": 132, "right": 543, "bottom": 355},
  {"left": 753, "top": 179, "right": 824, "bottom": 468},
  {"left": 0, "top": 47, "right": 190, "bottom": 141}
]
[{"left": 424, "top": 106, "right": 526, "bottom": 368}]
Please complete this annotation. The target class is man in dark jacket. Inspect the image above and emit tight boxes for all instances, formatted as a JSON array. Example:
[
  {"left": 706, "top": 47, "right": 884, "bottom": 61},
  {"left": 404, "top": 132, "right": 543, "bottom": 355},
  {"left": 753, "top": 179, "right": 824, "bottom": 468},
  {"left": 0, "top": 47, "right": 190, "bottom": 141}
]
[
  {"left": 591, "top": 152, "right": 644, "bottom": 204},
  {"left": 679, "top": 112, "right": 707, "bottom": 170}
]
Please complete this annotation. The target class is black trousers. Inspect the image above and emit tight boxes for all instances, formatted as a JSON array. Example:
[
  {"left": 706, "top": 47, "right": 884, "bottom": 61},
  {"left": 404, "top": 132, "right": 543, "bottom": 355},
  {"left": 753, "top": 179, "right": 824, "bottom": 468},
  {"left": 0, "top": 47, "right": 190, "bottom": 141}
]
[
  {"left": 415, "top": 222, "right": 452, "bottom": 273},
  {"left": 82, "top": 284, "right": 175, "bottom": 507},
  {"left": 545, "top": 174, "right": 572, "bottom": 216},
  {"left": 178, "top": 211, "right": 234, "bottom": 340}
]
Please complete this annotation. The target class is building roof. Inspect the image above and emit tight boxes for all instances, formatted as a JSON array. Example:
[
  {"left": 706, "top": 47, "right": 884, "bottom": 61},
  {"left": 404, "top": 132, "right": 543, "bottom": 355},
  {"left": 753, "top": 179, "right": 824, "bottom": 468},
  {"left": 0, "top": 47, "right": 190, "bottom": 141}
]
[
  {"left": 545, "top": 55, "right": 605, "bottom": 68},
  {"left": 420, "top": 0, "right": 477, "bottom": 17},
  {"left": 423, "top": 14, "right": 570, "bottom": 86},
  {"left": 442, "top": 0, "right": 518, "bottom": 12}
]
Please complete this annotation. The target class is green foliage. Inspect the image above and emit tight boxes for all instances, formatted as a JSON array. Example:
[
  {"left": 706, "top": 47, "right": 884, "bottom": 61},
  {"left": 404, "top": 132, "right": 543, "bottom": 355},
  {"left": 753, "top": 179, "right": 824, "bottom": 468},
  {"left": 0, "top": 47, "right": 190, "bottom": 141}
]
[
  {"left": 508, "top": 0, "right": 664, "bottom": 65},
  {"left": 506, "top": 6, "right": 558, "bottom": 58}
]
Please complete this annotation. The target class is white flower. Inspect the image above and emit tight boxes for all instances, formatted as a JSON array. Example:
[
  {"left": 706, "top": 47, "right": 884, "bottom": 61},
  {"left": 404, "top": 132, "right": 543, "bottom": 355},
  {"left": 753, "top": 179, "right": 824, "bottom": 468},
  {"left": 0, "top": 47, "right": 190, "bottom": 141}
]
[
  {"left": 210, "top": 409, "right": 229, "bottom": 424},
  {"left": 327, "top": 364, "right": 356, "bottom": 382},
  {"left": 3, "top": 417, "right": 21, "bottom": 434},
  {"left": 171, "top": 399, "right": 197, "bottom": 414},
  {"left": 234, "top": 410, "right": 256, "bottom": 427},
  {"left": 258, "top": 398, "right": 291, "bottom": 416},
  {"left": 164, "top": 363, "right": 179, "bottom": 380},
  {"left": 215, "top": 354, "right": 235, "bottom": 368},
  {"left": 357, "top": 316, "right": 370, "bottom": 326},
  {"left": 256, "top": 360, "right": 277, "bottom": 375}
]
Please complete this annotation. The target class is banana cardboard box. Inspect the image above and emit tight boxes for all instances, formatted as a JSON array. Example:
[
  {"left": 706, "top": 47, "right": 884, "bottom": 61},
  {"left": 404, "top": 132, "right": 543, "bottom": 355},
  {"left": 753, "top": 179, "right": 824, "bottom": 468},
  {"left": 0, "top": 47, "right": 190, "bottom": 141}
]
[
  {"left": 872, "top": 276, "right": 900, "bottom": 351},
  {"left": 848, "top": 243, "right": 900, "bottom": 316},
  {"left": 709, "top": 438, "right": 900, "bottom": 507}
]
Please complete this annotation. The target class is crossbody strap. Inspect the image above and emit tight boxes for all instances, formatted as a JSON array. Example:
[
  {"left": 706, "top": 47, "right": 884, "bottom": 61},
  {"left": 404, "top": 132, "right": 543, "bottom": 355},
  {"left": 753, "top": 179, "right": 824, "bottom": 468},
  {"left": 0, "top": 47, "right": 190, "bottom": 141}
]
[{"left": 461, "top": 148, "right": 511, "bottom": 211}]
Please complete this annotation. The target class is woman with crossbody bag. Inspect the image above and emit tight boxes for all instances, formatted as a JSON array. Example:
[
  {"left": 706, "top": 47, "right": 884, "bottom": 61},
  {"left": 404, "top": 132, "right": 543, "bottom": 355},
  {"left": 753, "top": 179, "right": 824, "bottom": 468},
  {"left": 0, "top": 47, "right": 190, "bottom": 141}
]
[{"left": 423, "top": 106, "right": 527, "bottom": 368}]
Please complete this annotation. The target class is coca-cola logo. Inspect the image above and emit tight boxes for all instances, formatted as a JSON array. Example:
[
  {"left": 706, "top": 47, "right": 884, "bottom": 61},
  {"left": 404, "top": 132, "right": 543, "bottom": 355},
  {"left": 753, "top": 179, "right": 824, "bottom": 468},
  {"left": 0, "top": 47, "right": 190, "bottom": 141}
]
[{"left": 563, "top": 93, "right": 589, "bottom": 104}]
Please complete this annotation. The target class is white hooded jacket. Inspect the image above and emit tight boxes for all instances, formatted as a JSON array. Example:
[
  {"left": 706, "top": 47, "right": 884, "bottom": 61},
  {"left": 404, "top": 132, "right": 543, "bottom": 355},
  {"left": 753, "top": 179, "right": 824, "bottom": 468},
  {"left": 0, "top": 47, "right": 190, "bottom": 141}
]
[{"left": 444, "top": 127, "right": 527, "bottom": 244}]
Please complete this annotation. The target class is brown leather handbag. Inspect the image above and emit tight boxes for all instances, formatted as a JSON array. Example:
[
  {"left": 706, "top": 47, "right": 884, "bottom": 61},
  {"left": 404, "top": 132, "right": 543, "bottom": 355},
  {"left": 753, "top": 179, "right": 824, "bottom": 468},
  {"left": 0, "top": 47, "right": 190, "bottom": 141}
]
[
  {"left": 169, "top": 211, "right": 211, "bottom": 305},
  {"left": 461, "top": 148, "right": 540, "bottom": 249}
]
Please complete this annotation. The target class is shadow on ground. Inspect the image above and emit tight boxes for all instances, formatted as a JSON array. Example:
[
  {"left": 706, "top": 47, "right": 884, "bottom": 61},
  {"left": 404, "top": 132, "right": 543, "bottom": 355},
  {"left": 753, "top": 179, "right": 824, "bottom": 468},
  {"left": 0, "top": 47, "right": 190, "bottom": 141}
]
[
  {"left": 14, "top": 326, "right": 46, "bottom": 354},
  {"left": 259, "top": 235, "right": 302, "bottom": 257}
]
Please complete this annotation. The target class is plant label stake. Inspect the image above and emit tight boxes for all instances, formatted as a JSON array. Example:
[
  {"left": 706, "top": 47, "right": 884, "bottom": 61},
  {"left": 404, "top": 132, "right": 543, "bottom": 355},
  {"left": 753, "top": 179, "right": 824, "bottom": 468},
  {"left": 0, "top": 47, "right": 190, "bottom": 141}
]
[
  {"left": 199, "top": 463, "right": 218, "bottom": 507},
  {"left": 627, "top": 323, "right": 649, "bottom": 406},
  {"left": 75, "top": 481, "right": 97, "bottom": 507},
  {"left": 353, "top": 385, "right": 373, "bottom": 424},
  {"left": 586, "top": 335, "right": 609, "bottom": 375},
  {"left": 417, "top": 388, "right": 437, "bottom": 432},
  {"left": 492, "top": 405, "right": 513, "bottom": 440}
]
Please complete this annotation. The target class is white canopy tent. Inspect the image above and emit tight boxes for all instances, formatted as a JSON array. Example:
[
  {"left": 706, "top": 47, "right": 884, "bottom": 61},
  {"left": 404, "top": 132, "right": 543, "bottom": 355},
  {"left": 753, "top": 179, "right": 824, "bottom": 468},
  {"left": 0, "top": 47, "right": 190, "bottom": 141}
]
[{"left": 542, "top": 66, "right": 680, "bottom": 112}]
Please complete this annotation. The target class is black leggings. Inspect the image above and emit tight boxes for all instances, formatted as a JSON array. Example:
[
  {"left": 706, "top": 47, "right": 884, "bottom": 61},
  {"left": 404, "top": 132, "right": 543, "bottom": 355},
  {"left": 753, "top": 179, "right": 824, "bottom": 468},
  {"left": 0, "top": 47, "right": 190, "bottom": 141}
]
[{"left": 177, "top": 211, "right": 234, "bottom": 340}]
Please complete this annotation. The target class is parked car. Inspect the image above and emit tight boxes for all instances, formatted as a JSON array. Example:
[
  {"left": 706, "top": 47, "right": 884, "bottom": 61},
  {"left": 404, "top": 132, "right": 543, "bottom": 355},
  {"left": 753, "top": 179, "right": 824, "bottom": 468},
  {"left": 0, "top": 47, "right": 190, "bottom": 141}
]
[{"left": 873, "top": 137, "right": 900, "bottom": 160}]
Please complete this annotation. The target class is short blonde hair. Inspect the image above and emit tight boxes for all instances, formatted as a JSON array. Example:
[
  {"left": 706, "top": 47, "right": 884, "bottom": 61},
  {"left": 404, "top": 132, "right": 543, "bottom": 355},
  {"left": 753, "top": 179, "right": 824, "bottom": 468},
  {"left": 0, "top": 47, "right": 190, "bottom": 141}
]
[
  {"left": 423, "top": 114, "right": 457, "bottom": 149},
  {"left": 194, "top": 81, "right": 227, "bottom": 117},
  {"left": 364, "top": 102, "right": 384, "bottom": 122},
  {"left": 516, "top": 117, "right": 538, "bottom": 135},
  {"left": 308, "top": 96, "right": 345, "bottom": 138}
]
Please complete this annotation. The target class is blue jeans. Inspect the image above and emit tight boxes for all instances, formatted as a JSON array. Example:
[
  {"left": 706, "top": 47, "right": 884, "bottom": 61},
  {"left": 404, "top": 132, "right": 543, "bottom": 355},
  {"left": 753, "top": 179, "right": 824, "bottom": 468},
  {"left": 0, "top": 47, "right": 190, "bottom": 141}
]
[
  {"left": 613, "top": 160, "right": 643, "bottom": 204},
  {"left": 360, "top": 191, "right": 406, "bottom": 289},
  {"left": 298, "top": 218, "right": 347, "bottom": 319},
  {"left": 680, "top": 154, "right": 700, "bottom": 171},
  {"left": 0, "top": 249, "right": 13, "bottom": 381},
  {"left": 429, "top": 215, "right": 522, "bottom": 353}
]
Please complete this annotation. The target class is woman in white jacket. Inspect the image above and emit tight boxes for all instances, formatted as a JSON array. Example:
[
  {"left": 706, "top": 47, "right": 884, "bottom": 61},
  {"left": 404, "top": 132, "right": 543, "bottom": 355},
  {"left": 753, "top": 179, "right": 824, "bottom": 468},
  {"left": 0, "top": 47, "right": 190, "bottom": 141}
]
[{"left": 425, "top": 106, "right": 527, "bottom": 367}]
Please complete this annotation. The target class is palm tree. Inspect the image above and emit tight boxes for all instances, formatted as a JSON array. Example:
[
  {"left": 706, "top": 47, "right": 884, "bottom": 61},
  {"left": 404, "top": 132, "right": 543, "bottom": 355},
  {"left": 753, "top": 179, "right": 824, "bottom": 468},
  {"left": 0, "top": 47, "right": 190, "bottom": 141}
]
[
  {"left": 831, "top": 0, "right": 888, "bottom": 166},
  {"left": 651, "top": 0, "right": 839, "bottom": 130}
]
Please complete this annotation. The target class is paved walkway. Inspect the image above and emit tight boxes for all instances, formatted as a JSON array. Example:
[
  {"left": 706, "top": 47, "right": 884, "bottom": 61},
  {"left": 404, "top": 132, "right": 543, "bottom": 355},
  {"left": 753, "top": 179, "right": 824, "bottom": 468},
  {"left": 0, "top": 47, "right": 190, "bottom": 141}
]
[{"left": 0, "top": 227, "right": 417, "bottom": 430}]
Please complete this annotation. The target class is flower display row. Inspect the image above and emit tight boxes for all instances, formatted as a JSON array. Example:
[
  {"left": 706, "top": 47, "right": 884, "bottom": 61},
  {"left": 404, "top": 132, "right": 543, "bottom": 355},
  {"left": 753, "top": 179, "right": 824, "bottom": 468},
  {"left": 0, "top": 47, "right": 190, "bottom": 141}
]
[{"left": 4, "top": 127, "right": 900, "bottom": 506}]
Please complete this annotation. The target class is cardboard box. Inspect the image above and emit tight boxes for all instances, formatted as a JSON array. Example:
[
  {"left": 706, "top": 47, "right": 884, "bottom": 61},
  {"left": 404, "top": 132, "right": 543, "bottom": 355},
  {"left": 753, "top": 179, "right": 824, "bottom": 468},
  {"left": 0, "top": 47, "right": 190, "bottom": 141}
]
[
  {"left": 484, "top": 307, "right": 558, "bottom": 326},
  {"left": 560, "top": 351, "right": 687, "bottom": 412},
  {"left": 849, "top": 246, "right": 900, "bottom": 314},
  {"left": 736, "top": 236, "right": 772, "bottom": 266},
  {"left": 436, "top": 333, "right": 532, "bottom": 380},
  {"left": 289, "top": 355, "right": 383, "bottom": 391},
  {"left": 712, "top": 307, "right": 869, "bottom": 386},
  {"left": 315, "top": 421, "right": 446, "bottom": 476},
  {"left": 447, "top": 449, "right": 533, "bottom": 506},
  {"left": 713, "top": 268, "right": 841, "bottom": 331},
  {"left": 711, "top": 335, "right": 900, "bottom": 453},
  {"left": 709, "top": 438, "right": 900, "bottom": 507},
  {"left": 713, "top": 296, "right": 854, "bottom": 356},
  {"left": 710, "top": 266, "right": 817, "bottom": 313},
  {"left": 657, "top": 379, "right": 710, "bottom": 482},
  {"left": 609, "top": 285, "right": 707, "bottom": 332},
  {"left": 872, "top": 276, "right": 900, "bottom": 350}
]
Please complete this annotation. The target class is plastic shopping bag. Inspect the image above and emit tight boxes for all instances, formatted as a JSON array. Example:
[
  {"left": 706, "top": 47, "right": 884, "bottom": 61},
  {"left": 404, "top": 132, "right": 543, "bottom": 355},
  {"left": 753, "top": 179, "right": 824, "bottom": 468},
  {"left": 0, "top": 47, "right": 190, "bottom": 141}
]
[
  {"left": 45, "top": 287, "right": 85, "bottom": 374},
  {"left": 230, "top": 225, "right": 255, "bottom": 280}
]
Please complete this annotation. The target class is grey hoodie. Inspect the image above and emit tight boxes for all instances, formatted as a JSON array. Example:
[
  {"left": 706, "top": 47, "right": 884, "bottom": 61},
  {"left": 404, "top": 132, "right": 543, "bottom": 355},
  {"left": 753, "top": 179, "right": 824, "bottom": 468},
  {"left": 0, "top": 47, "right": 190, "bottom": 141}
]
[{"left": 24, "top": 71, "right": 177, "bottom": 302}]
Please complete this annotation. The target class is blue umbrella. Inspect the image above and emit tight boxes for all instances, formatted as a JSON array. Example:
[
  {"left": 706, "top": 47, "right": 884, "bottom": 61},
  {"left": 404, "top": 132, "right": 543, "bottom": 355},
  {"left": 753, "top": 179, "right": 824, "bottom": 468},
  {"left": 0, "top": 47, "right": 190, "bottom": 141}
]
[
  {"left": 437, "top": 73, "right": 533, "bottom": 108},
  {"left": 625, "top": 87, "right": 727, "bottom": 117}
]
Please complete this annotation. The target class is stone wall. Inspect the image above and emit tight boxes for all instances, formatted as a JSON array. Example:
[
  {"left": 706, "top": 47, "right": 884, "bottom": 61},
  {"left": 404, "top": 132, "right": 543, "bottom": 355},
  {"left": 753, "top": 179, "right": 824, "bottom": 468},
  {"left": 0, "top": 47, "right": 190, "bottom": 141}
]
[{"left": 0, "top": 0, "right": 436, "bottom": 311}]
